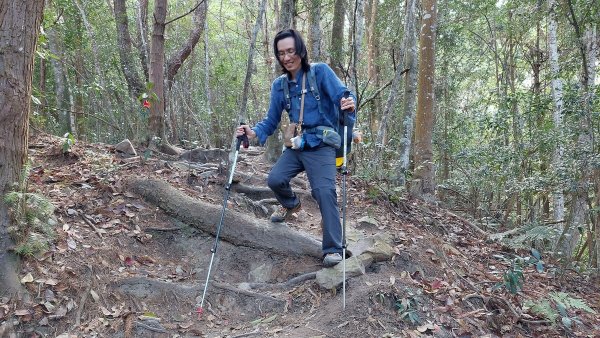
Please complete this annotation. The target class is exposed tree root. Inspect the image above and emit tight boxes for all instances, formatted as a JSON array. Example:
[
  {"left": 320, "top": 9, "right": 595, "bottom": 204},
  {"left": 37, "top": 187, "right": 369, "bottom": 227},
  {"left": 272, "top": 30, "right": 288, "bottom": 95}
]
[{"left": 126, "top": 177, "right": 322, "bottom": 258}]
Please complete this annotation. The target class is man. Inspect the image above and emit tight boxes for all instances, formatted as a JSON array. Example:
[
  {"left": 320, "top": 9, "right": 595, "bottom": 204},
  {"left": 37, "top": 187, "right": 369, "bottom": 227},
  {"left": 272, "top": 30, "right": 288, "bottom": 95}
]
[{"left": 236, "top": 29, "right": 356, "bottom": 267}]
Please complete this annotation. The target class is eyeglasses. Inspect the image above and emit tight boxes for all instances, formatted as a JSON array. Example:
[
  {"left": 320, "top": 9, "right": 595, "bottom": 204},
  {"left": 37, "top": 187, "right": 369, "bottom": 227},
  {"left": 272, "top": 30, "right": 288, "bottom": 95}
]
[{"left": 277, "top": 48, "right": 296, "bottom": 58}]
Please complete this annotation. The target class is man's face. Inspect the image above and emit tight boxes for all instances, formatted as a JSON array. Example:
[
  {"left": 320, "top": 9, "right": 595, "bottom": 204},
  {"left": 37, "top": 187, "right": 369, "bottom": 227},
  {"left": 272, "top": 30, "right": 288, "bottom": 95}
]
[{"left": 277, "top": 37, "right": 301, "bottom": 76}]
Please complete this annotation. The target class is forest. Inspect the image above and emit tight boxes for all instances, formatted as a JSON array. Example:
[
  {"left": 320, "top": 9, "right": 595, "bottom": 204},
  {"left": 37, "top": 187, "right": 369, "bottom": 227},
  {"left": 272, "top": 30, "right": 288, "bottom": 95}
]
[{"left": 1, "top": 0, "right": 599, "bottom": 337}]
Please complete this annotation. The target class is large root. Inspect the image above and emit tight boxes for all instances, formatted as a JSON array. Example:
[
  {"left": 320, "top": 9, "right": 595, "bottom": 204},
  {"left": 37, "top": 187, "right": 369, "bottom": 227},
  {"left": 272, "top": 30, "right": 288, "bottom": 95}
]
[{"left": 126, "top": 177, "right": 322, "bottom": 258}]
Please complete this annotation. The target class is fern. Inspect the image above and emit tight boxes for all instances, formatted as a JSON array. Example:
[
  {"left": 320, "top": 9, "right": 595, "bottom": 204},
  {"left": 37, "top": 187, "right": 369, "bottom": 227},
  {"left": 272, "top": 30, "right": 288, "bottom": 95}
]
[
  {"left": 3, "top": 165, "right": 56, "bottom": 257},
  {"left": 525, "top": 292, "right": 596, "bottom": 328},
  {"left": 525, "top": 300, "right": 559, "bottom": 322},
  {"left": 503, "top": 225, "right": 560, "bottom": 250},
  {"left": 549, "top": 292, "right": 596, "bottom": 314}
]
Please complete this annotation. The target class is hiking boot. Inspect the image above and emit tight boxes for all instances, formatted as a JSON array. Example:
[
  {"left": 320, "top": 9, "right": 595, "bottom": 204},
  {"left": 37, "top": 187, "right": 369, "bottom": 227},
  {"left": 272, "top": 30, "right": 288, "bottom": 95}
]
[
  {"left": 270, "top": 202, "right": 301, "bottom": 222},
  {"left": 323, "top": 253, "right": 343, "bottom": 267}
]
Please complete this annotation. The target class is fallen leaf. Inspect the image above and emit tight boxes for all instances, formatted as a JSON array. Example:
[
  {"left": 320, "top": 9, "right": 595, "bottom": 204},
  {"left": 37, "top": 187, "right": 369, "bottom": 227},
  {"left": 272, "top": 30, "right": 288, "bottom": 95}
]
[
  {"left": 67, "top": 237, "right": 77, "bottom": 250},
  {"left": 262, "top": 314, "right": 277, "bottom": 323},
  {"left": 100, "top": 306, "right": 112, "bottom": 316},
  {"left": 416, "top": 323, "right": 435, "bottom": 332},
  {"left": 15, "top": 309, "right": 31, "bottom": 316},
  {"left": 178, "top": 322, "right": 193, "bottom": 329},
  {"left": 44, "top": 278, "right": 59, "bottom": 286},
  {"left": 21, "top": 273, "right": 34, "bottom": 284},
  {"left": 90, "top": 290, "right": 100, "bottom": 302}
]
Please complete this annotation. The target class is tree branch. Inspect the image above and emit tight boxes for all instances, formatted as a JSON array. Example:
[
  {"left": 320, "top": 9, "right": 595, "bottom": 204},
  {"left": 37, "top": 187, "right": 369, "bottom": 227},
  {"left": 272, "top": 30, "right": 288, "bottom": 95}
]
[{"left": 165, "top": 0, "right": 206, "bottom": 26}]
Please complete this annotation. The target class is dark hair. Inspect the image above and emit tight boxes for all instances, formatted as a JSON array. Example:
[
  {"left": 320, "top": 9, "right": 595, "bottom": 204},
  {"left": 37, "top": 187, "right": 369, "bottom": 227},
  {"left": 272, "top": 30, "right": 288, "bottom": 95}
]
[{"left": 273, "top": 29, "right": 310, "bottom": 75}]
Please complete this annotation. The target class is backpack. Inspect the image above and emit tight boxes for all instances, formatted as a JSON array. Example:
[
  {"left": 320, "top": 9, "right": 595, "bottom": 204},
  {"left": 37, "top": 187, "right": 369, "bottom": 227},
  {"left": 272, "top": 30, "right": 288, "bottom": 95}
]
[{"left": 280, "top": 64, "right": 355, "bottom": 167}]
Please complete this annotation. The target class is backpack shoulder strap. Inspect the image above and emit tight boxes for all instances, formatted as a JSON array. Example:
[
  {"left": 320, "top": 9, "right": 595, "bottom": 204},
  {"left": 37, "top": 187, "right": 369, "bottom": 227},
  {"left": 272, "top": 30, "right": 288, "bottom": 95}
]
[
  {"left": 279, "top": 74, "right": 291, "bottom": 111},
  {"left": 308, "top": 64, "right": 325, "bottom": 116}
]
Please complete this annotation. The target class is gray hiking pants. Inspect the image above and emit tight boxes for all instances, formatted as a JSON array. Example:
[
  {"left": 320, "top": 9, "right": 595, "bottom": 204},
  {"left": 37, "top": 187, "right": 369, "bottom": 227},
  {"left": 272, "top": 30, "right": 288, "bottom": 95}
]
[{"left": 267, "top": 144, "right": 342, "bottom": 256}]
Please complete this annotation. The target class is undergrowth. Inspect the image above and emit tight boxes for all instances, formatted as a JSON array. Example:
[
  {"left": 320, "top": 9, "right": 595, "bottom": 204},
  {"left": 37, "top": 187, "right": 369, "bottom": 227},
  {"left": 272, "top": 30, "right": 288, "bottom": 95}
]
[{"left": 4, "top": 163, "right": 57, "bottom": 256}]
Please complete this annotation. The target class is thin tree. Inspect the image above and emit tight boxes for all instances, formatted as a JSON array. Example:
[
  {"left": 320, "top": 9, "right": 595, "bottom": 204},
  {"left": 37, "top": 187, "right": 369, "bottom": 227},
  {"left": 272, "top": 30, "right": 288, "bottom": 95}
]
[
  {"left": 114, "top": 0, "right": 145, "bottom": 97},
  {"left": 264, "top": 0, "right": 296, "bottom": 163},
  {"left": 365, "top": 0, "right": 380, "bottom": 137},
  {"left": 0, "top": 0, "right": 46, "bottom": 295},
  {"left": 396, "top": 0, "right": 418, "bottom": 186},
  {"left": 278, "top": 0, "right": 296, "bottom": 31},
  {"left": 147, "top": 0, "right": 168, "bottom": 146},
  {"left": 307, "top": 0, "right": 322, "bottom": 61},
  {"left": 330, "top": 0, "right": 346, "bottom": 77},
  {"left": 410, "top": 0, "right": 437, "bottom": 198},
  {"left": 166, "top": 0, "right": 208, "bottom": 143},
  {"left": 349, "top": 0, "right": 366, "bottom": 95},
  {"left": 239, "top": 0, "right": 268, "bottom": 123},
  {"left": 547, "top": 0, "right": 565, "bottom": 222}
]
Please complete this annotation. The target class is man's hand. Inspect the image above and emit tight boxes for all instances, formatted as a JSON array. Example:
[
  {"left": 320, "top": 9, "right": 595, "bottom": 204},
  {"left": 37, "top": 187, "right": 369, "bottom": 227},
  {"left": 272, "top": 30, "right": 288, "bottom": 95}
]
[
  {"left": 340, "top": 96, "right": 355, "bottom": 112},
  {"left": 236, "top": 125, "right": 256, "bottom": 140}
]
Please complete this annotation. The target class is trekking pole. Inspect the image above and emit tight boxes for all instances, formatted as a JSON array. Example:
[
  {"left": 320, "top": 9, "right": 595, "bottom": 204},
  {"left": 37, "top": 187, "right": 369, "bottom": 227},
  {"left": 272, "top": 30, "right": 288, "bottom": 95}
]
[
  {"left": 197, "top": 125, "right": 249, "bottom": 319},
  {"left": 341, "top": 91, "right": 350, "bottom": 310}
]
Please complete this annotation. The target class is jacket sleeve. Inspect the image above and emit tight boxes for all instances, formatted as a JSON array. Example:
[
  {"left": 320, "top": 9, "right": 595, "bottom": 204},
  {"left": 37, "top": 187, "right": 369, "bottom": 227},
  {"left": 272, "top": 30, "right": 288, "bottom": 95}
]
[
  {"left": 314, "top": 63, "right": 357, "bottom": 124},
  {"left": 252, "top": 78, "right": 286, "bottom": 145}
]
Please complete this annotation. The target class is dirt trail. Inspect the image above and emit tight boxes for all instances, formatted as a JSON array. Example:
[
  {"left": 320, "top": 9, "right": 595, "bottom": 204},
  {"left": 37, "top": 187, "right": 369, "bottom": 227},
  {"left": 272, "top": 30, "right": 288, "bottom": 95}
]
[{"left": 2, "top": 133, "right": 599, "bottom": 337}]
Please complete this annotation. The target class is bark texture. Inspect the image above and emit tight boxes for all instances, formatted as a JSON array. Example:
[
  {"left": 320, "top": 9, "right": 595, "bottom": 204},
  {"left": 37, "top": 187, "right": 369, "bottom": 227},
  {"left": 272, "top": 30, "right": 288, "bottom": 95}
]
[
  {"left": 148, "top": 0, "right": 167, "bottom": 141},
  {"left": 126, "top": 178, "right": 322, "bottom": 258},
  {"left": 114, "top": 0, "right": 145, "bottom": 97},
  {"left": 410, "top": 0, "right": 437, "bottom": 198},
  {"left": 0, "top": 0, "right": 45, "bottom": 295}
]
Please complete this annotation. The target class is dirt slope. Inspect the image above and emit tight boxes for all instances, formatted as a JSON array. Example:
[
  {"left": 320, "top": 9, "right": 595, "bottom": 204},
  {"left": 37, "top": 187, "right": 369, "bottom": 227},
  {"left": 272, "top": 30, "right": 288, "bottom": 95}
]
[{"left": 1, "top": 133, "right": 599, "bottom": 338}]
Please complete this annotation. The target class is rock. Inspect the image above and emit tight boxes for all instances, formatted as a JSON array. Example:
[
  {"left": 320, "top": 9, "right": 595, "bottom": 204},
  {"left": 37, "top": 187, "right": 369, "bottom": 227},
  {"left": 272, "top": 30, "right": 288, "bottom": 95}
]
[
  {"left": 115, "top": 139, "right": 137, "bottom": 156},
  {"left": 313, "top": 232, "right": 396, "bottom": 289},
  {"left": 180, "top": 148, "right": 228, "bottom": 163},
  {"left": 248, "top": 262, "right": 273, "bottom": 283},
  {"left": 315, "top": 256, "right": 365, "bottom": 289},
  {"left": 356, "top": 216, "right": 379, "bottom": 229},
  {"left": 348, "top": 233, "right": 395, "bottom": 262}
]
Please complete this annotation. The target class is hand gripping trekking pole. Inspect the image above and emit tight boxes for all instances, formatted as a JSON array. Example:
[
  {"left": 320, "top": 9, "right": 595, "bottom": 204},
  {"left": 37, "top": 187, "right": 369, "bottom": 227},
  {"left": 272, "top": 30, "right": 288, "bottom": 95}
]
[
  {"left": 341, "top": 91, "right": 350, "bottom": 310},
  {"left": 197, "top": 126, "right": 249, "bottom": 319}
]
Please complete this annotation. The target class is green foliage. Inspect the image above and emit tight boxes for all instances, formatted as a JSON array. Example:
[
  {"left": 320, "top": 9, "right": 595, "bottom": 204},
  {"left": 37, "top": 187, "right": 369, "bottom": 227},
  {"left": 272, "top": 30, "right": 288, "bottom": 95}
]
[
  {"left": 525, "top": 292, "right": 596, "bottom": 329},
  {"left": 494, "top": 257, "right": 524, "bottom": 294},
  {"left": 4, "top": 165, "right": 56, "bottom": 257},
  {"left": 503, "top": 225, "right": 560, "bottom": 250},
  {"left": 526, "top": 300, "right": 559, "bottom": 322},
  {"left": 395, "top": 297, "right": 420, "bottom": 324},
  {"left": 62, "top": 132, "right": 76, "bottom": 153}
]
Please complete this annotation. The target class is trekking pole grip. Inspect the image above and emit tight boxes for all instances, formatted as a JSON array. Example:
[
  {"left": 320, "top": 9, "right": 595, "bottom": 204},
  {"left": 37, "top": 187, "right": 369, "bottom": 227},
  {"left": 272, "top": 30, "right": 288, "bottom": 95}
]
[
  {"left": 342, "top": 91, "right": 351, "bottom": 126},
  {"left": 237, "top": 122, "right": 249, "bottom": 150}
]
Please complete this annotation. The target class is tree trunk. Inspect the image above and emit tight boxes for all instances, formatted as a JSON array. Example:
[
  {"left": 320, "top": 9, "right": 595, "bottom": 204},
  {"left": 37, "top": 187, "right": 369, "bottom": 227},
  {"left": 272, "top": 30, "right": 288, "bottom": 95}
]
[
  {"left": 166, "top": 1, "right": 208, "bottom": 87},
  {"left": 135, "top": 0, "right": 150, "bottom": 82},
  {"left": 46, "top": 27, "right": 70, "bottom": 134},
  {"left": 73, "top": 0, "right": 118, "bottom": 136},
  {"left": 349, "top": 0, "right": 366, "bottom": 95},
  {"left": 548, "top": 0, "right": 565, "bottom": 222},
  {"left": 375, "top": 0, "right": 413, "bottom": 152},
  {"left": 278, "top": 0, "right": 296, "bottom": 30},
  {"left": 165, "top": 0, "right": 209, "bottom": 144},
  {"left": 0, "top": 0, "right": 45, "bottom": 295},
  {"left": 365, "top": 0, "right": 380, "bottom": 138},
  {"left": 127, "top": 178, "right": 322, "bottom": 258},
  {"left": 410, "top": 0, "right": 437, "bottom": 198},
  {"left": 238, "top": 0, "right": 267, "bottom": 123},
  {"left": 114, "top": 0, "right": 145, "bottom": 97},
  {"left": 307, "top": 0, "right": 322, "bottom": 61},
  {"left": 396, "top": 0, "right": 418, "bottom": 186},
  {"left": 560, "top": 2, "right": 596, "bottom": 259},
  {"left": 148, "top": 0, "right": 167, "bottom": 142},
  {"left": 264, "top": 0, "right": 297, "bottom": 163},
  {"left": 330, "top": 0, "right": 346, "bottom": 77},
  {"left": 205, "top": 4, "right": 220, "bottom": 148}
]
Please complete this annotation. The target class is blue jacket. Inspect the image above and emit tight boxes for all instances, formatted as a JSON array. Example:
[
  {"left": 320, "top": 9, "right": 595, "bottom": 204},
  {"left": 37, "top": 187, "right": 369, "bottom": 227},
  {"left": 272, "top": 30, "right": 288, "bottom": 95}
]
[{"left": 252, "top": 63, "right": 356, "bottom": 148}]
